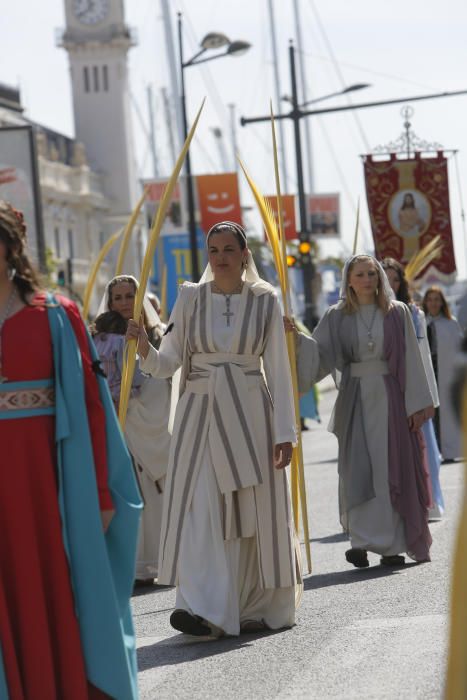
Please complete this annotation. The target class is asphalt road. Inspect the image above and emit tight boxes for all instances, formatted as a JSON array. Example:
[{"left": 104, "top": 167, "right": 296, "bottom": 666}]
[{"left": 132, "top": 384, "right": 464, "bottom": 700}]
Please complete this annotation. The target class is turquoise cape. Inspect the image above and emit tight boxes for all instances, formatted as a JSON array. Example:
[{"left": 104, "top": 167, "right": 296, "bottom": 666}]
[{"left": 0, "top": 296, "right": 142, "bottom": 699}]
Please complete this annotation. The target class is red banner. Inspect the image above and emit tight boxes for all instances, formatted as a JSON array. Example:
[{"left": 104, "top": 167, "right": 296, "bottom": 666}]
[
  {"left": 264, "top": 194, "right": 297, "bottom": 241},
  {"left": 142, "top": 178, "right": 185, "bottom": 234},
  {"left": 363, "top": 153, "right": 456, "bottom": 280},
  {"left": 309, "top": 193, "right": 340, "bottom": 236},
  {"left": 196, "top": 173, "right": 243, "bottom": 234}
]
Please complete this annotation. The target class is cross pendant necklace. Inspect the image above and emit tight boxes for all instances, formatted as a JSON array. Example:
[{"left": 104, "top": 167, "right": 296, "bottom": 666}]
[
  {"left": 357, "top": 304, "right": 378, "bottom": 353},
  {"left": 223, "top": 295, "right": 234, "bottom": 327},
  {"left": 0, "top": 286, "right": 17, "bottom": 383},
  {"left": 212, "top": 281, "right": 243, "bottom": 327}
]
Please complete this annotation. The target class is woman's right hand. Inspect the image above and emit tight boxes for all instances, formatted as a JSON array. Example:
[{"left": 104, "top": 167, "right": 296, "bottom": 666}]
[
  {"left": 126, "top": 317, "right": 150, "bottom": 360},
  {"left": 283, "top": 316, "right": 298, "bottom": 335}
]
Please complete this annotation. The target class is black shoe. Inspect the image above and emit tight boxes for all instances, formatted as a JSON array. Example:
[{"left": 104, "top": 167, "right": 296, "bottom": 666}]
[
  {"left": 345, "top": 548, "right": 369, "bottom": 568},
  {"left": 170, "top": 609, "right": 211, "bottom": 636},
  {"left": 380, "top": 555, "right": 405, "bottom": 567}
]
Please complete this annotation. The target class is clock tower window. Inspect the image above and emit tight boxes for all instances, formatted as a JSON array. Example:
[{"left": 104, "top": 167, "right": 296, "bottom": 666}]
[
  {"left": 93, "top": 66, "right": 100, "bottom": 92},
  {"left": 83, "top": 67, "right": 90, "bottom": 93},
  {"left": 103, "top": 65, "right": 109, "bottom": 91}
]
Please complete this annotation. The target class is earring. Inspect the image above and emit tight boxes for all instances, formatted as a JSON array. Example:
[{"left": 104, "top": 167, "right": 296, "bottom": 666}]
[
  {"left": 7, "top": 267, "right": 16, "bottom": 281},
  {"left": 243, "top": 259, "right": 248, "bottom": 269}
]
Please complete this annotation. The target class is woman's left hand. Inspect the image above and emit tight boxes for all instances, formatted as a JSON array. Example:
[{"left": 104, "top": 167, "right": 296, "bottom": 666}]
[
  {"left": 283, "top": 316, "right": 298, "bottom": 335},
  {"left": 408, "top": 409, "right": 425, "bottom": 432},
  {"left": 101, "top": 509, "right": 115, "bottom": 533},
  {"left": 274, "top": 442, "right": 293, "bottom": 470}
]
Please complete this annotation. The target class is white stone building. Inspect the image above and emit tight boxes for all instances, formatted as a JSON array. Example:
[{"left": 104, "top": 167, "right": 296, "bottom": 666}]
[{"left": 0, "top": 0, "right": 142, "bottom": 310}]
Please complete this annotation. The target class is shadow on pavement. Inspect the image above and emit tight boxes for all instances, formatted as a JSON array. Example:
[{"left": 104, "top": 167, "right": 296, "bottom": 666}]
[
  {"left": 132, "top": 583, "right": 174, "bottom": 598},
  {"left": 303, "top": 563, "right": 419, "bottom": 590},
  {"left": 311, "top": 533, "right": 349, "bottom": 544},
  {"left": 137, "top": 628, "right": 286, "bottom": 670}
]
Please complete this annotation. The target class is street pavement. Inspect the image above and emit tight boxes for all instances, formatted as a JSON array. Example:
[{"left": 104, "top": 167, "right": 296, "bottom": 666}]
[{"left": 132, "top": 382, "right": 464, "bottom": 700}]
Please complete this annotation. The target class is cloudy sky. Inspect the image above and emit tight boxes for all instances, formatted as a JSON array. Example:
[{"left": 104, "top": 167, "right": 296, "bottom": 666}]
[{"left": 2, "top": 0, "right": 467, "bottom": 276}]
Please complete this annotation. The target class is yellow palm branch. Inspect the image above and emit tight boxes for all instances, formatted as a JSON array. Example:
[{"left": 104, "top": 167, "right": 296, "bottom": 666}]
[
  {"left": 352, "top": 198, "right": 360, "bottom": 255},
  {"left": 115, "top": 186, "right": 149, "bottom": 275},
  {"left": 119, "top": 99, "right": 206, "bottom": 428},
  {"left": 270, "top": 104, "right": 312, "bottom": 574},
  {"left": 238, "top": 108, "right": 312, "bottom": 574},
  {"left": 82, "top": 228, "right": 123, "bottom": 319},
  {"left": 405, "top": 235, "right": 443, "bottom": 282}
]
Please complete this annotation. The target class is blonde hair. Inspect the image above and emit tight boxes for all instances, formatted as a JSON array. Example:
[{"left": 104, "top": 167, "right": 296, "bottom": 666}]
[{"left": 341, "top": 255, "right": 391, "bottom": 315}]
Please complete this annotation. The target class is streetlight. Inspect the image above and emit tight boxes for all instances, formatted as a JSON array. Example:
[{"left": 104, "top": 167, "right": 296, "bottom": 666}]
[
  {"left": 178, "top": 13, "right": 251, "bottom": 281},
  {"left": 241, "top": 40, "right": 467, "bottom": 330},
  {"left": 281, "top": 83, "right": 371, "bottom": 108}
]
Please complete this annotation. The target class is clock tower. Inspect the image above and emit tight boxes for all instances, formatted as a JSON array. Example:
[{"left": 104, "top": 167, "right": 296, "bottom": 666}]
[{"left": 59, "top": 0, "right": 139, "bottom": 252}]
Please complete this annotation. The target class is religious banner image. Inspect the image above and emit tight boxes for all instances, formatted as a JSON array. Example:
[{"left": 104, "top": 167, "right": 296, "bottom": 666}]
[
  {"left": 196, "top": 172, "right": 243, "bottom": 234},
  {"left": 264, "top": 194, "right": 297, "bottom": 241},
  {"left": 363, "top": 153, "right": 456, "bottom": 280},
  {"left": 308, "top": 193, "right": 340, "bottom": 236}
]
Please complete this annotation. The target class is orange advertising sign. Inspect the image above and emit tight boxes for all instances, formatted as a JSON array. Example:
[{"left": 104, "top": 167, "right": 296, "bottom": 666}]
[
  {"left": 196, "top": 172, "right": 243, "bottom": 234},
  {"left": 264, "top": 194, "right": 297, "bottom": 241}
]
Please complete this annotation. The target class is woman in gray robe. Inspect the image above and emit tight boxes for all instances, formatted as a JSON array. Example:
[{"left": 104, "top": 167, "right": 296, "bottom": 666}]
[{"left": 294, "top": 255, "right": 434, "bottom": 568}]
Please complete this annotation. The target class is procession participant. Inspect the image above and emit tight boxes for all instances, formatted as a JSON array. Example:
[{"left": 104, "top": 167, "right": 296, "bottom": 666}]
[
  {"left": 126, "top": 220, "right": 300, "bottom": 637},
  {"left": 382, "top": 258, "right": 444, "bottom": 519},
  {"left": 423, "top": 286, "right": 464, "bottom": 462},
  {"left": 0, "top": 201, "right": 141, "bottom": 700},
  {"left": 93, "top": 274, "right": 171, "bottom": 584},
  {"left": 290, "top": 254, "right": 434, "bottom": 568}
]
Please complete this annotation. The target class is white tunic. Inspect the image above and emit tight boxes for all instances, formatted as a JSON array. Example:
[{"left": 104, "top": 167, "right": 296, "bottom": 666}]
[
  {"left": 298, "top": 302, "right": 434, "bottom": 559},
  {"left": 141, "top": 283, "right": 299, "bottom": 635},
  {"left": 176, "top": 294, "right": 295, "bottom": 635},
  {"left": 348, "top": 306, "right": 407, "bottom": 554}
]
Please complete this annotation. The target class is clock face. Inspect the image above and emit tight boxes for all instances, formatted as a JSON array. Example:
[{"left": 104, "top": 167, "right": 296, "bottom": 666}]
[{"left": 73, "top": 0, "right": 109, "bottom": 25}]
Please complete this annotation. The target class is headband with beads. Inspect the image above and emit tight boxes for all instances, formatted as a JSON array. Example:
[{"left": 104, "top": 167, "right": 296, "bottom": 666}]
[{"left": 206, "top": 221, "right": 247, "bottom": 245}]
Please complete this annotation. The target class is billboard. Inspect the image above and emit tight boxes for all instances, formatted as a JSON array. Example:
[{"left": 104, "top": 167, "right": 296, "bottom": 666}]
[
  {"left": 0, "top": 125, "right": 45, "bottom": 268},
  {"left": 264, "top": 194, "right": 297, "bottom": 241},
  {"left": 196, "top": 172, "right": 243, "bottom": 234},
  {"left": 308, "top": 193, "right": 340, "bottom": 237},
  {"left": 152, "top": 230, "right": 207, "bottom": 312}
]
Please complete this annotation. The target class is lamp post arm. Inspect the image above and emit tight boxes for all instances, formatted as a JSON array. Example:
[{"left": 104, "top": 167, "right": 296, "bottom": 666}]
[
  {"left": 182, "top": 47, "right": 208, "bottom": 67},
  {"left": 241, "top": 88, "right": 467, "bottom": 126},
  {"left": 184, "top": 49, "right": 231, "bottom": 67}
]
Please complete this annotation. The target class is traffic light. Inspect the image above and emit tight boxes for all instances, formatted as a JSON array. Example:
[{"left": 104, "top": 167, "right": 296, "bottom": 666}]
[
  {"left": 298, "top": 237, "right": 312, "bottom": 265},
  {"left": 286, "top": 254, "right": 298, "bottom": 267}
]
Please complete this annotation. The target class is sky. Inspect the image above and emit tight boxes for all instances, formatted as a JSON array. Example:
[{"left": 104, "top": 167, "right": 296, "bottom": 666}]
[{"left": 1, "top": 0, "right": 467, "bottom": 278}]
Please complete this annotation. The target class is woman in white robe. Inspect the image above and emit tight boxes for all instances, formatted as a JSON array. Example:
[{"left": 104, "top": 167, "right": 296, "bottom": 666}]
[
  {"left": 292, "top": 255, "right": 434, "bottom": 568},
  {"left": 126, "top": 221, "right": 300, "bottom": 637},
  {"left": 93, "top": 275, "right": 171, "bottom": 583},
  {"left": 423, "top": 286, "right": 464, "bottom": 462}
]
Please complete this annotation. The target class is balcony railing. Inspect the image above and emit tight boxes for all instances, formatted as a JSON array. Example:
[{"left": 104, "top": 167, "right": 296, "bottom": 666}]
[{"left": 39, "top": 158, "right": 107, "bottom": 202}]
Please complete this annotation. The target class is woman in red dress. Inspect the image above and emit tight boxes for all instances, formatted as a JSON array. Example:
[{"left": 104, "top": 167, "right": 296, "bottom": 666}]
[{"left": 0, "top": 201, "right": 140, "bottom": 700}]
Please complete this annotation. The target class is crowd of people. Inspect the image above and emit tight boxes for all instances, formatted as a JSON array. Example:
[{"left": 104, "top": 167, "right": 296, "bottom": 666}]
[{"left": 0, "top": 201, "right": 465, "bottom": 698}]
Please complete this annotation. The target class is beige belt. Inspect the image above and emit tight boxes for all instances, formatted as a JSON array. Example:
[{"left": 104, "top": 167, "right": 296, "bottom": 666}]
[
  {"left": 0, "top": 385, "right": 55, "bottom": 411},
  {"left": 350, "top": 360, "right": 389, "bottom": 377}
]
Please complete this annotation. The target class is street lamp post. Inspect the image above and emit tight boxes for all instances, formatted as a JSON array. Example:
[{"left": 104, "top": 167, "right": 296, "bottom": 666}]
[
  {"left": 244, "top": 41, "right": 369, "bottom": 329},
  {"left": 177, "top": 13, "right": 250, "bottom": 281},
  {"left": 241, "top": 40, "right": 467, "bottom": 330}
]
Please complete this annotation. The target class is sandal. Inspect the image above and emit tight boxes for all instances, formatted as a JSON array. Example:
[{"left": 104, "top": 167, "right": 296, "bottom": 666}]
[
  {"left": 240, "top": 619, "right": 268, "bottom": 633},
  {"left": 345, "top": 548, "right": 369, "bottom": 568},
  {"left": 170, "top": 609, "right": 211, "bottom": 636}
]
